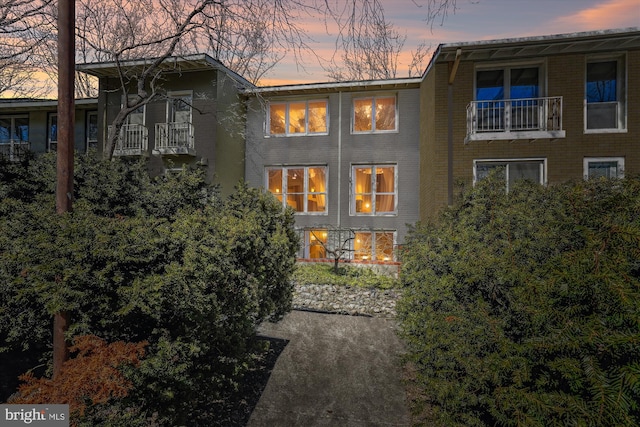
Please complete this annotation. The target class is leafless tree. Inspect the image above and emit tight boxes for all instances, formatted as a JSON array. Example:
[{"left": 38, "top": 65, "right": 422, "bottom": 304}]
[{"left": 0, "top": 0, "right": 54, "bottom": 97}]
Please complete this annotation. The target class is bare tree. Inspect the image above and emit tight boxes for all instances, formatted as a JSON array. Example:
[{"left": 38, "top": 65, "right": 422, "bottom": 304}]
[{"left": 0, "top": 0, "right": 54, "bottom": 97}]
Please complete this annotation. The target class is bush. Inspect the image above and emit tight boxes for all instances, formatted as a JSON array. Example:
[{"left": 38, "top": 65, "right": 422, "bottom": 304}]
[
  {"left": 292, "top": 263, "right": 399, "bottom": 289},
  {"left": 398, "top": 175, "right": 640, "bottom": 426},
  {"left": 0, "top": 156, "right": 298, "bottom": 425}
]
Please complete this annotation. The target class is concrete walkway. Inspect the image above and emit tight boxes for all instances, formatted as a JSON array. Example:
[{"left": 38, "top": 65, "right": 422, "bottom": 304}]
[{"left": 247, "top": 310, "right": 410, "bottom": 427}]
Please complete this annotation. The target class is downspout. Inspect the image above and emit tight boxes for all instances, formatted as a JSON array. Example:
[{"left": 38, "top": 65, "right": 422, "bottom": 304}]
[
  {"left": 447, "top": 48, "right": 462, "bottom": 206},
  {"left": 337, "top": 91, "right": 342, "bottom": 228}
]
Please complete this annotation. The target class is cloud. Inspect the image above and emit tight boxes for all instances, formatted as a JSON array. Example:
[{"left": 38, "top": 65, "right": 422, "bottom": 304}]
[{"left": 553, "top": 0, "right": 640, "bottom": 30}]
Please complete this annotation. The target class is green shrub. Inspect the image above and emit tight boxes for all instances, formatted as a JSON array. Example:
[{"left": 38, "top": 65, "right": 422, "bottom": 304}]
[
  {"left": 398, "top": 175, "right": 640, "bottom": 426},
  {"left": 0, "top": 158, "right": 298, "bottom": 425},
  {"left": 292, "top": 263, "right": 399, "bottom": 289}
]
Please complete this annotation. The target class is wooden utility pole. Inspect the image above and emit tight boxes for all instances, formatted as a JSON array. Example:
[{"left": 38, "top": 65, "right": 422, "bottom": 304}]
[{"left": 53, "top": 0, "right": 75, "bottom": 380}]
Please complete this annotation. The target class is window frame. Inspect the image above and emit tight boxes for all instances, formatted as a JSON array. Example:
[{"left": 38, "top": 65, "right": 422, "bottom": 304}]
[
  {"left": 266, "top": 99, "right": 329, "bottom": 137},
  {"left": 473, "top": 158, "right": 547, "bottom": 191},
  {"left": 352, "top": 230, "right": 396, "bottom": 262},
  {"left": 351, "top": 95, "right": 398, "bottom": 134},
  {"left": 583, "top": 157, "right": 625, "bottom": 180},
  {"left": 351, "top": 164, "right": 398, "bottom": 216},
  {"left": 584, "top": 53, "right": 627, "bottom": 133},
  {"left": 166, "top": 91, "right": 193, "bottom": 124},
  {"left": 265, "top": 165, "right": 328, "bottom": 214}
]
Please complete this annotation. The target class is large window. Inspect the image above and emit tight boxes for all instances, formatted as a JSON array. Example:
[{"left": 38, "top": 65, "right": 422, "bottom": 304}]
[
  {"left": 353, "top": 96, "right": 397, "bottom": 133},
  {"left": 474, "top": 159, "right": 546, "bottom": 191},
  {"left": 585, "top": 56, "right": 626, "bottom": 131},
  {"left": 352, "top": 165, "right": 397, "bottom": 215},
  {"left": 268, "top": 100, "right": 328, "bottom": 136},
  {"left": 475, "top": 65, "right": 541, "bottom": 131},
  {"left": 354, "top": 231, "right": 395, "bottom": 261},
  {"left": 266, "top": 166, "right": 327, "bottom": 213},
  {"left": 584, "top": 157, "right": 624, "bottom": 179}
]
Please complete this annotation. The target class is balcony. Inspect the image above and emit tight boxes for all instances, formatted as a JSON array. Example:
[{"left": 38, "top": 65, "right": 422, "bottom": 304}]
[
  {"left": 108, "top": 124, "right": 149, "bottom": 156},
  {"left": 0, "top": 140, "right": 30, "bottom": 161},
  {"left": 153, "top": 122, "right": 196, "bottom": 156},
  {"left": 466, "top": 96, "right": 565, "bottom": 143}
]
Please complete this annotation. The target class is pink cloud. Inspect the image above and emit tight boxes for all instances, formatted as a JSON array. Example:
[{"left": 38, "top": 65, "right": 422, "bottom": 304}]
[{"left": 554, "top": 0, "right": 640, "bottom": 30}]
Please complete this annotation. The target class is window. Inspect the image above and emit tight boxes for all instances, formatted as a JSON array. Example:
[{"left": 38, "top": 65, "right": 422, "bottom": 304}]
[
  {"left": 268, "top": 100, "right": 328, "bottom": 136},
  {"left": 266, "top": 166, "right": 327, "bottom": 213},
  {"left": 352, "top": 165, "right": 396, "bottom": 215},
  {"left": 86, "top": 111, "right": 98, "bottom": 152},
  {"left": 47, "top": 114, "right": 57, "bottom": 151},
  {"left": 475, "top": 65, "right": 541, "bottom": 131},
  {"left": 585, "top": 55, "right": 626, "bottom": 131},
  {"left": 353, "top": 96, "right": 396, "bottom": 132},
  {"left": 474, "top": 159, "right": 546, "bottom": 191},
  {"left": 584, "top": 157, "right": 624, "bottom": 179},
  {"left": 307, "top": 229, "right": 328, "bottom": 259},
  {"left": 353, "top": 231, "right": 395, "bottom": 261},
  {"left": 0, "top": 115, "right": 29, "bottom": 159}
]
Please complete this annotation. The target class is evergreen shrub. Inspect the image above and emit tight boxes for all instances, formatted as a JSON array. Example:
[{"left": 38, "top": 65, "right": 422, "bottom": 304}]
[{"left": 398, "top": 175, "right": 640, "bottom": 426}]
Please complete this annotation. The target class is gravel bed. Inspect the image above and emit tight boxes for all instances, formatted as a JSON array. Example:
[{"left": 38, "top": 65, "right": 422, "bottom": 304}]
[{"left": 292, "top": 283, "right": 403, "bottom": 318}]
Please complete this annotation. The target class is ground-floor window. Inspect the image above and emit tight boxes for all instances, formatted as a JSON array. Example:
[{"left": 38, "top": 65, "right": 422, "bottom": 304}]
[
  {"left": 298, "top": 228, "right": 396, "bottom": 262},
  {"left": 584, "top": 157, "right": 624, "bottom": 179},
  {"left": 474, "top": 158, "right": 546, "bottom": 191}
]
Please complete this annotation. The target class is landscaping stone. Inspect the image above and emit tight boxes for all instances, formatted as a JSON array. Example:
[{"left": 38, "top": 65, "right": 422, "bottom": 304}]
[{"left": 292, "top": 283, "right": 402, "bottom": 317}]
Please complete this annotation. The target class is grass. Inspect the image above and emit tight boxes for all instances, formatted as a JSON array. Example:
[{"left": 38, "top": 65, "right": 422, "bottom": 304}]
[{"left": 291, "top": 263, "right": 400, "bottom": 290}]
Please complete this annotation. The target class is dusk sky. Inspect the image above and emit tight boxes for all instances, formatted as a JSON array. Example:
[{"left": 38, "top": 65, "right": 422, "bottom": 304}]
[{"left": 260, "top": 0, "right": 640, "bottom": 85}]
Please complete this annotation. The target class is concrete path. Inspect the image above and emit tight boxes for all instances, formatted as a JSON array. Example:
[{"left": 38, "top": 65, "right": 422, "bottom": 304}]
[{"left": 247, "top": 310, "right": 410, "bottom": 427}]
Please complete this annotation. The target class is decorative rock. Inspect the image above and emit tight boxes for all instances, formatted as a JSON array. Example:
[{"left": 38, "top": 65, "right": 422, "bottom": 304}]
[{"left": 292, "top": 283, "right": 402, "bottom": 318}]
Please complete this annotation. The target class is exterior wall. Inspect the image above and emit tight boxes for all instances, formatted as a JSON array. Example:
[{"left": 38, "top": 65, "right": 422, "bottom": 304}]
[
  {"left": 99, "top": 69, "right": 245, "bottom": 195},
  {"left": 421, "top": 45, "right": 640, "bottom": 220},
  {"left": 245, "top": 86, "right": 421, "bottom": 251}
]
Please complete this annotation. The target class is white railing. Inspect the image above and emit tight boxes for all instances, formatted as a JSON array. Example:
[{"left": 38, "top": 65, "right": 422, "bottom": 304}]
[
  {"left": 0, "top": 140, "right": 30, "bottom": 161},
  {"left": 108, "top": 124, "right": 148, "bottom": 156},
  {"left": 154, "top": 122, "right": 195, "bottom": 155},
  {"left": 466, "top": 96, "right": 563, "bottom": 141}
]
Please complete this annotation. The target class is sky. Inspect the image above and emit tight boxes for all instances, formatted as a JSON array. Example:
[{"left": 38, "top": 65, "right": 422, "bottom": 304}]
[{"left": 259, "top": 0, "right": 640, "bottom": 85}]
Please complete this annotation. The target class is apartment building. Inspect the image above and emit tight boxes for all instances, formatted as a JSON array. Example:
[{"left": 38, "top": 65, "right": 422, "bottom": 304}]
[
  {"left": 0, "top": 98, "right": 98, "bottom": 160},
  {"left": 76, "top": 54, "right": 253, "bottom": 196},
  {"left": 2, "top": 28, "right": 638, "bottom": 265},
  {"left": 243, "top": 79, "right": 421, "bottom": 263},
  {"left": 419, "top": 28, "right": 640, "bottom": 219}
]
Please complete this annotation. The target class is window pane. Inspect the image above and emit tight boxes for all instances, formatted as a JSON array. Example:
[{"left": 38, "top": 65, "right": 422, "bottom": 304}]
[
  {"left": 269, "top": 104, "right": 286, "bottom": 134},
  {"left": 15, "top": 118, "right": 29, "bottom": 141},
  {"left": 288, "top": 102, "right": 306, "bottom": 134},
  {"left": 88, "top": 112, "right": 98, "bottom": 142},
  {"left": 267, "top": 169, "right": 283, "bottom": 203},
  {"left": 587, "top": 61, "right": 617, "bottom": 103},
  {"left": 356, "top": 195, "right": 372, "bottom": 213},
  {"left": 49, "top": 115, "right": 58, "bottom": 143},
  {"left": 286, "top": 168, "right": 304, "bottom": 211},
  {"left": 354, "top": 232, "right": 372, "bottom": 260},
  {"left": 354, "top": 98, "right": 372, "bottom": 131},
  {"left": 476, "top": 70, "right": 505, "bottom": 101},
  {"left": 308, "top": 101, "right": 327, "bottom": 133},
  {"left": 508, "top": 162, "right": 541, "bottom": 188},
  {"left": 355, "top": 167, "right": 372, "bottom": 193},
  {"left": 0, "top": 118, "right": 10, "bottom": 142},
  {"left": 375, "top": 167, "right": 394, "bottom": 193},
  {"left": 375, "top": 233, "right": 394, "bottom": 261},
  {"left": 588, "top": 161, "right": 619, "bottom": 179},
  {"left": 308, "top": 167, "right": 326, "bottom": 212},
  {"left": 309, "top": 229, "right": 327, "bottom": 258},
  {"left": 286, "top": 194, "right": 304, "bottom": 211},
  {"left": 510, "top": 68, "right": 539, "bottom": 99},
  {"left": 375, "top": 97, "right": 396, "bottom": 131}
]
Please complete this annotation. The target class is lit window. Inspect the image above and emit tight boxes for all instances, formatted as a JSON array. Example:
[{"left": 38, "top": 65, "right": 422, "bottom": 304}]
[
  {"left": 354, "top": 231, "right": 395, "bottom": 261},
  {"left": 308, "top": 229, "right": 328, "bottom": 259},
  {"left": 352, "top": 165, "right": 396, "bottom": 215},
  {"left": 353, "top": 96, "right": 396, "bottom": 132},
  {"left": 474, "top": 159, "right": 545, "bottom": 191},
  {"left": 585, "top": 56, "right": 626, "bottom": 131},
  {"left": 268, "top": 100, "right": 328, "bottom": 136},
  {"left": 266, "top": 166, "right": 327, "bottom": 213},
  {"left": 584, "top": 157, "right": 624, "bottom": 179}
]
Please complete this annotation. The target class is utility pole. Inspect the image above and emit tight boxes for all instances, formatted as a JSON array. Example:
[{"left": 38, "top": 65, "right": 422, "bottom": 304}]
[{"left": 53, "top": 0, "right": 75, "bottom": 380}]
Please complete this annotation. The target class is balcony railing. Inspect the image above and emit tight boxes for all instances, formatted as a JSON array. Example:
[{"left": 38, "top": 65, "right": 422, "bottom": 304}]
[
  {"left": 154, "top": 122, "right": 196, "bottom": 156},
  {"left": 466, "top": 96, "right": 565, "bottom": 142},
  {"left": 0, "top": 140, "right": 30, "bottom": 161},
  {"left": 108, "top": 124, "right": 149, "bottom": 156}
]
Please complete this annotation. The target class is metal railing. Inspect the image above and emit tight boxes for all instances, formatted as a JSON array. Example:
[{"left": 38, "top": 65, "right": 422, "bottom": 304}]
[
  {"left": 0, "top": 140, "right": 30, "bottom": 161},
  {"left": 107, "top": 124, "right": 148, "bottom": 155},
  {"left": 466, "top": 96, "right": 563, "bottom": 139},
  {"left": 154, "top": 122, "right": 195, "bottom": 154}
]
